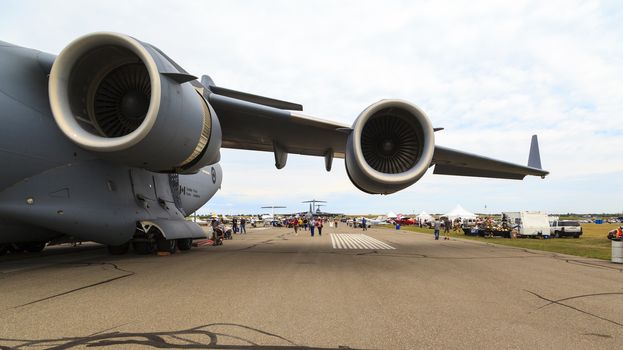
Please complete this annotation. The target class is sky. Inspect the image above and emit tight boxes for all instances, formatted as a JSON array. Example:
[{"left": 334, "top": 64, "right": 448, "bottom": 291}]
[{"left": 2, "top": 0, "right": 622, "bottom": 215}]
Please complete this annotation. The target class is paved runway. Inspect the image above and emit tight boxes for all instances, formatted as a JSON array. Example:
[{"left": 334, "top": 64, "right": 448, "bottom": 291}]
[{"left": 1, "top": 225, "right": 622, "bottom": 349}]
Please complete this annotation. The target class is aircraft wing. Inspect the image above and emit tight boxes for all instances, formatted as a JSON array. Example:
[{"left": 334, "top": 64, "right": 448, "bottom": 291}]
[
  {"left": 209, "top": 92, "right": 350, "bottom": 158},
  {"left": 432, "top": 142, "right": 549, "bottom": 180},
  {"left": 204, "top": 77, "right": 548, "bottom": 193}
]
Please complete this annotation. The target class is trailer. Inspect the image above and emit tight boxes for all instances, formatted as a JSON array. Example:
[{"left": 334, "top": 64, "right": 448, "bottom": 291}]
[{"left": 503, "top": 211, "right": 551, "bottom": 238}]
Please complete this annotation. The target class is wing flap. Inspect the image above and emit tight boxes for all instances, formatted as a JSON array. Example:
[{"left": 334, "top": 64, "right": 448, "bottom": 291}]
[{"left": 433, "top": 164, "right": 526, "bottom": 180}]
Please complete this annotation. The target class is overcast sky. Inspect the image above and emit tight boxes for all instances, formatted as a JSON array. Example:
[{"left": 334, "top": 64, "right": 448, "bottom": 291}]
[{"left": 2, "top": 1, "right": 622, "bottom": 215}]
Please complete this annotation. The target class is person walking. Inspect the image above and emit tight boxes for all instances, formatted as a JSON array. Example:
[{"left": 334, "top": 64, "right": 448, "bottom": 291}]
[
  {"left": 292, "top": 217, "right": 299, "bottom": 235},
  {"left": 240, "top": 217, "right": 247, "bottom": 234},
  {"left": 317, "top": 218, "right": 323, "bottom": 236},
  {"left": 443, "top": 218, "right": 451, "bottom": 240},
  {"left": 362, "top": 217, "right": 367, "bottom": 231},
  {"left": 310, "top": 217, "right": 316, "bottom": 237},
  {"left": 334, "top": 218, "right": 338, "bottom": 229},
  {"left": 232, "top": 217, "right": 238, "bottom": 234},
  {"left": 434, "top": 220, "right": 440, "bottom": 240}
]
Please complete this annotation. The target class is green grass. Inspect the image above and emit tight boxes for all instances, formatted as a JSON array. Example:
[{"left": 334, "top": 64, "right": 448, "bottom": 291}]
[{"left": 392, "top": 223, "right": 619, "bottom": 260}]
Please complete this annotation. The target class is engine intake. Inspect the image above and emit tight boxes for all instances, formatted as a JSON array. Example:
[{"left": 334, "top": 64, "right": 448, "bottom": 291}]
[
  {"left": 345, "top": 100, "right": 435, "bottom": 194},
  {"left": 49, "top": 32, "right": 221, "bottom": 173}
]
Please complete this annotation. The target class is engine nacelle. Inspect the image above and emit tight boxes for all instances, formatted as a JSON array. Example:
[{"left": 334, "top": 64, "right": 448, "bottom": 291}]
[
  {"left": 345, "top": 100, "right": 435, "bottom": 194},
  {"left": 49, "top": 32, "right": 221, "bottom": 173}
]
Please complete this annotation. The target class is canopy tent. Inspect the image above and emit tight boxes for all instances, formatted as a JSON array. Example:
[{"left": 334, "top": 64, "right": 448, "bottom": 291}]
[
  {"left": 386, "top": 211, "right": 398, "bottom": 219},
  {"left": 444, "top": 204, "right": 477, "bottom": 221},
  {"left": 416, "top": 211, "right": 433, "bottom": 222}
]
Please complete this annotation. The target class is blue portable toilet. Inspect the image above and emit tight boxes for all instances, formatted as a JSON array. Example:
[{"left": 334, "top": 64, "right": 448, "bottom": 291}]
[
  {"left": 396, "top": 224, "right": 401, "bottom": 230},
  {"left": 595, "top": 219, "right": 603, "bottom": 224}
]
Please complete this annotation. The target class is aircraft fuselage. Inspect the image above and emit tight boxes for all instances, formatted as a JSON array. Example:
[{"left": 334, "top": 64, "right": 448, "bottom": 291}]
[{"left": 0, "top": 41, "right": 221, "bottom": 246}]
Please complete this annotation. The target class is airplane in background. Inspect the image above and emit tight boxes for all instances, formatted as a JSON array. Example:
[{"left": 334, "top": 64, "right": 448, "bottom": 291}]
[
  {"left": 0, "top": 32, "right": 548, "bottom": 255},
  {"left": 302, "top": 200, "right": 327, "bottom": 214},
  {"left": 300, "top": 200, "right": 343, "bottom": 218},
  {"left": 192, "top": 217, "right": 210, "bottom": 226},
  {"left": 311, "top": 205, "right": 343, "bottom": 218},
  {"left": 260, "top": 206, "right": 287, "bottom": 226},
  {"left": 366, "top": 216, "right": 389, "bottom": 225}
]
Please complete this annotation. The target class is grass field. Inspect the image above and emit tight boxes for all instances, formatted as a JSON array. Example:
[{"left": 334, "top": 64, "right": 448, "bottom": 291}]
[{"left": 392, "top": 223, "right": 620, "bottom": 260}]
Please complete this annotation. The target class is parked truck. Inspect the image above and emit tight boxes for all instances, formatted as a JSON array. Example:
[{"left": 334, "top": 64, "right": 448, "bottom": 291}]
[{"left": 550, "top": 220, "right": 583, "bottom": 238}]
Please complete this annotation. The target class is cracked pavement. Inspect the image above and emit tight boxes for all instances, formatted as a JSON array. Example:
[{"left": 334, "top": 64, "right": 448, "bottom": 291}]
[{"left": 0, "top": 226, "right": 622, "bottom": 349}]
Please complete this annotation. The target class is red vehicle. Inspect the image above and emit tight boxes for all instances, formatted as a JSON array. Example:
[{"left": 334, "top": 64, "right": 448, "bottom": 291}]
[{"left": 396, "top": 217, "right": 416, "bottom": 225}]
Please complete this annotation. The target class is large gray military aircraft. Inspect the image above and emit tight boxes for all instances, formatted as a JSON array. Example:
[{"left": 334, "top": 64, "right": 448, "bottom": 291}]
[{"left": 0, "top": 32, "right": 548, "bottom": 255}]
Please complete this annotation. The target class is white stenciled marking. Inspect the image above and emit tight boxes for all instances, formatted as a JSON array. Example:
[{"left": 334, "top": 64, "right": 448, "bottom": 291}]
[{"left": 330, "top": 234, "right": 395, "bottom": 250}]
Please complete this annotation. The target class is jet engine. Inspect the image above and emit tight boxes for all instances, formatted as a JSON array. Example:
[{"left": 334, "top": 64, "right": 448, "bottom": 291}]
[
  {"left": 48, "top": 32, "right": 221, "bottom": 173},
  {"left": 345, "top": 100, "right": 435, "bottom": 194}
]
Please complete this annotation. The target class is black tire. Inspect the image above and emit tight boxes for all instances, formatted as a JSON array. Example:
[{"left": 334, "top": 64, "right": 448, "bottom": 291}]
[
  {"left": 156, "top": 238, "right": 176, "bottom": 254},
  {"left": 177, "top": 238, "right": 192, "bottom": 251},
  {"left": 12, "top": 243, "right": 27, "bottom": 253},
  {"left": 132, "top": 241, "right": 154, "bottom": 255},
  {"left": 107, "top": 242, "right": 130, "bottom": 255},
  {"left": 23, "top": 242, "right": 46, "bottom": 253}
]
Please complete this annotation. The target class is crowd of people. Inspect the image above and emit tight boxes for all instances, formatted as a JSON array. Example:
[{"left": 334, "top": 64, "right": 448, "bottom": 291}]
[
  {"left": 205, "top": 215, "right": 371, "bottom": 242},
  {"left": 286, "top": 216, "right": 347, "bottom": 237}
]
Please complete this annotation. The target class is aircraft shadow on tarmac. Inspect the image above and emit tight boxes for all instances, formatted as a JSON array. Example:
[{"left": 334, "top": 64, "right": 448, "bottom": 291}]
[{"left": 0, "top": 323, "right": 365, "bottom": 350}]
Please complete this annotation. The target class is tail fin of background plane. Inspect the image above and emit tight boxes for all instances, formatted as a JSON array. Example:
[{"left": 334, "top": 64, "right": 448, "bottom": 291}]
[{"left": 528, "top": 135, "right": 543, "bottom": 169}]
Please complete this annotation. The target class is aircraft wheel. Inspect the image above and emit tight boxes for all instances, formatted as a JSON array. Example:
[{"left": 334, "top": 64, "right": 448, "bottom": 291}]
[
  {"left": 23, "top": 242, "right": 46, "bottom": 253},
  {"left": 156, "top": 237, "right": 176, "bottom": 254},
  {"left": 177, "top": 238, "right": 192, "bottom": 251},
  {"left": 132, "top": 241, "right": 154, "bottom": 255},
  {"left": 107, "top": 242, "right": 130, "bottom": 255}
]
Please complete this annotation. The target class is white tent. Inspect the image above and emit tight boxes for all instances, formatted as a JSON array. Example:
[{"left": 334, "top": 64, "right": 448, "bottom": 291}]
[
  {"left": 416, "top": 211, "right": 433, "bottom": 222},
  {"left": 444, "top": 204, "right": 477, "bottom": 221},
  {"left": 386, "top": 211, "right": 397, "bottom": 218}
]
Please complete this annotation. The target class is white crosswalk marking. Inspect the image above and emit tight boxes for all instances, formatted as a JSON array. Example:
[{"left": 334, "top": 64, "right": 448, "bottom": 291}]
[{"left": 330, "top": 234, "right": 395, "bottom": 250}]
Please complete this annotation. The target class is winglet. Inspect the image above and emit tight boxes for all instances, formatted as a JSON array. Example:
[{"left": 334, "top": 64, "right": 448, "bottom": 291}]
[{"left": 528, "top": 135, "right": 542, "bottom": 169}]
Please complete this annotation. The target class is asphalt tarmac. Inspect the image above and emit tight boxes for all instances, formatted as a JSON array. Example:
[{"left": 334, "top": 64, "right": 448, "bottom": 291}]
[{"left": 1, "top": 225, "right": 622, "bottom": 349}]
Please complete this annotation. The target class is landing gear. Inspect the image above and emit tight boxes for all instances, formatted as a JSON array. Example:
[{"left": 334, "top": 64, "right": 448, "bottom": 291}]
[
  {"left": 23, "top": 242, "right": 47, "bottom": 253},
  {"left": 12, "top": 241, "right": 47, "bottom": 253},
  {"left": 131, "top": 225, "right": 159, "bottom": 254},
  {"left": 132, "top": 241, "right": 154, "bottom": 255},
  {"left": 156, "top": 237, "right": 176, "bottom": 254},
  {"left": 177, "top": 238, "right": 192, "bottom": 251},
  {"left": 107, "top": 241, "right": 130, "bottom": 255},
  {"left": 129, "top": 223, "right": 193, "bottom": 255}
]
